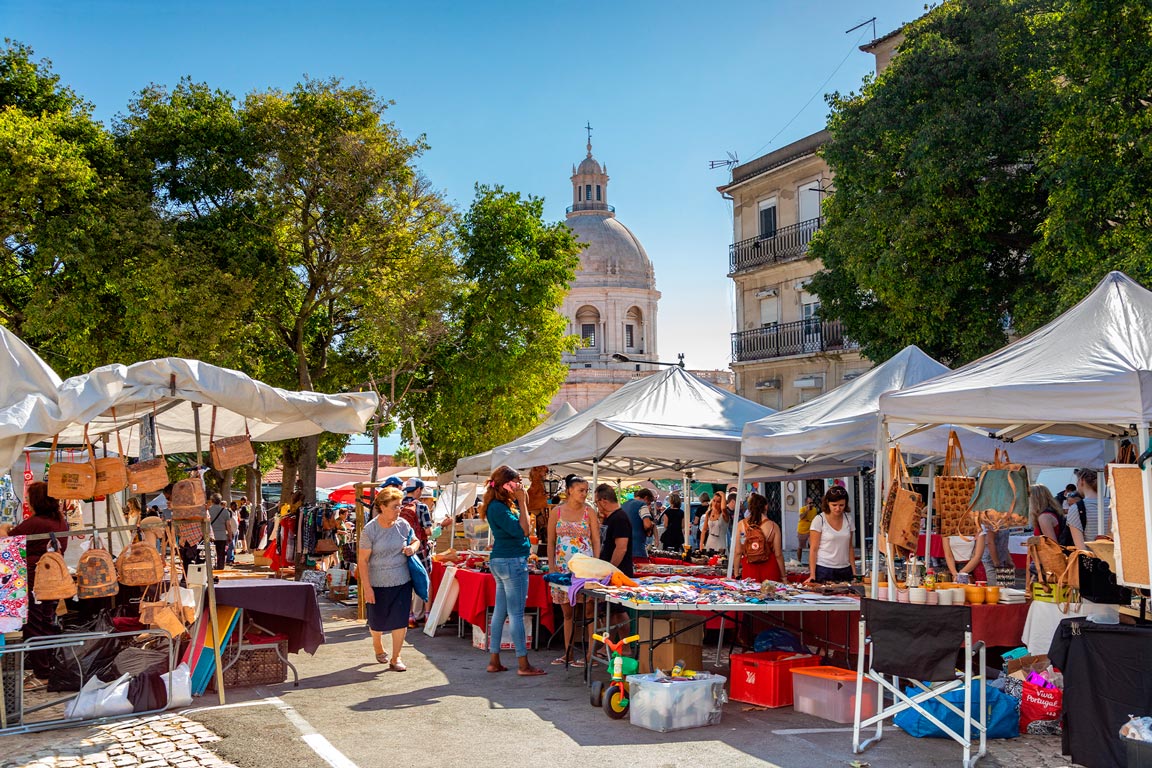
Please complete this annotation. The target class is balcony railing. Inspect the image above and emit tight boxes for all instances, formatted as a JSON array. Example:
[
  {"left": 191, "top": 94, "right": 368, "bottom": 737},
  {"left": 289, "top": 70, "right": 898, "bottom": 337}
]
[
  {"left": 731, "top": 318, "right": 857, "bottom": 362},
  {"left": 566, "top": 202, "right": 615, "bottom": 214},
  {"left": 728, "top": 216, "right": 822, "bottom": 275}
]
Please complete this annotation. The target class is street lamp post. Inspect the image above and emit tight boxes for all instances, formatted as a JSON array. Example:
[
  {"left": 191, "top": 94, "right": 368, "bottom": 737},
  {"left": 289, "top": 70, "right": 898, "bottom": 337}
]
[{"left": 611, "top": 352, "right": 685, "bottom": 368}]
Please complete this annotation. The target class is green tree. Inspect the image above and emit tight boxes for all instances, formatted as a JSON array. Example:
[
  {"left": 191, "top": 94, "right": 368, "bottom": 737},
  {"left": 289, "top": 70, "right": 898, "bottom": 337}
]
[
  {"left": 403, "top": 185, "right": 582, "bottom": 471},
  {"left": 1025, "top": 0, "right": 1152, "bottom": 327},
  {"left": 808, "top": 0, "right": 1061, "bottom": 365}
]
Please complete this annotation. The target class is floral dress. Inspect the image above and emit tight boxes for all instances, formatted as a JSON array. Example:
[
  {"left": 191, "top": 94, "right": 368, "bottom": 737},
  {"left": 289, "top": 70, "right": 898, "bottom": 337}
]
[{"left": 551, "top": 507, "right": 594, "bottom": 603}]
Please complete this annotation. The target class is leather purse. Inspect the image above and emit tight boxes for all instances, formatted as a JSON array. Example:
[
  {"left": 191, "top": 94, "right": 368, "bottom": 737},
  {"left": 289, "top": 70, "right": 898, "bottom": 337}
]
[
  {"left": 92, "top": 417, "right": 129, "bottom": 497},
  {"left": 47, "top": 435, "right": 97, "bottom": 500},
  {"left": 127, "top": 404, "right": 170, "bottom": 495},
  {"left": 209, "top": 406, "right": 255, "bottom": 471}
]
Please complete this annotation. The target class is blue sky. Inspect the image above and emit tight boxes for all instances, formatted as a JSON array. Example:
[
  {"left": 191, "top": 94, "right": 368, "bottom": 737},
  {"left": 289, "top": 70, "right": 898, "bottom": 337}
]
[{"left": 3, "top": 0, "right": 927, "bottom": 454}]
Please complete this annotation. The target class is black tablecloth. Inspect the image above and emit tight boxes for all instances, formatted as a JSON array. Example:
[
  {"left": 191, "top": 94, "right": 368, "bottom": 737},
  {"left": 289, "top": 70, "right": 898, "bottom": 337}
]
[
  {"left": 213, "top": 579, "right": 324, "bottom": 655},
  {"left": 1049, "top": 618, "right": 1152, "bottom": 768}
]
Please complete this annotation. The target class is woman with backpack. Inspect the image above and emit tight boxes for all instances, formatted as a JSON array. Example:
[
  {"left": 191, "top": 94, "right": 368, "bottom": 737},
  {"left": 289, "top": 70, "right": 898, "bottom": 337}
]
[{"left": 733, "top": 492, "right": 784, "bottom": 582}]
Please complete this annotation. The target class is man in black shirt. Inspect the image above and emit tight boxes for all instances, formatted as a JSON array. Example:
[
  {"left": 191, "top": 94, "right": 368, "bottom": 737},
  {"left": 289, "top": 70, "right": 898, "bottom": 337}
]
[{"left": 595, "top": 483, "right": 634, "bottom": 578}]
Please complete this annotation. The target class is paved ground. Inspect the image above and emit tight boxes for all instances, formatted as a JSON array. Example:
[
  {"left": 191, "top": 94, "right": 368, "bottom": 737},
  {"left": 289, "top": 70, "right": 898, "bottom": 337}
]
[{"left": 4, "top": 591, "right": 1080, "bottom": 768}]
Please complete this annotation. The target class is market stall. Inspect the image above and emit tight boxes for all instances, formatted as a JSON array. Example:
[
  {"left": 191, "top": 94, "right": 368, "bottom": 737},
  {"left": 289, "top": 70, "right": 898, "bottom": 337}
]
[
  {"left": 0, "top": 344, "right": 376, "bottom": 731},
  {"left": 429, "top": 561, "right": 555, "bottom": 644}
]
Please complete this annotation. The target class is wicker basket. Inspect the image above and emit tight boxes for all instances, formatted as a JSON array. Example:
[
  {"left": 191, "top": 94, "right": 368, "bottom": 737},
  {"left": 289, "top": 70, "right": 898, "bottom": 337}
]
[{"left": 210, "top": 638, "right": 288, "bottom": 689}]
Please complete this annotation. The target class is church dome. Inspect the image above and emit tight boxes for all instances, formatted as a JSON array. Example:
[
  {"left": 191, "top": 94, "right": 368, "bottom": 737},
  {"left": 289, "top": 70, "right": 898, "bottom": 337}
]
[
  {"left": 566, "top": 212, "right": 655, "bottom": 290},
  {"left": 576, "top": 155, "right": 603, "bottom": 175}
]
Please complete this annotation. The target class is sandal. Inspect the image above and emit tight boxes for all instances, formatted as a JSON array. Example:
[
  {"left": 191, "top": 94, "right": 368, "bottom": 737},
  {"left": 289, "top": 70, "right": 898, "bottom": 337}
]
[
  {"left": 486, "top": 664, "right": 508, "bottom": 673},
  {"left": 550, "top": 656, "right": 570, "bottom": 666},
  {"left": 517, "top": 666, "right": 547, "bottom": 677},
  {"left": 389, "top": 660, "right": 408, "bottom": 672},
  {"left": 375, "top": 652, "right": 389, "bottom": 664}
]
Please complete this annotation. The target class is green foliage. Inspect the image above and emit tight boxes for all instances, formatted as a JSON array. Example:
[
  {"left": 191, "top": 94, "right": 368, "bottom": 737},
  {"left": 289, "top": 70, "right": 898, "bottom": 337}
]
[
  {"left": 1025, "top": 0, "right": 1152, "bottom": 328},
  {"left": 404, "top": 185, "right": 581, "bottom": 471},
  {"left": 809, "top": 0, "right": 1062, "bottom": 365}
]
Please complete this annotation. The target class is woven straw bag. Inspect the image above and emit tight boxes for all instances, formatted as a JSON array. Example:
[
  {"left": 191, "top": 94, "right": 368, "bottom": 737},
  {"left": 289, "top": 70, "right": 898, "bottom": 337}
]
[
  {"left": 934, "top": 430, "right": 978, "bottom": 536},
  {"left": 209, "top": 406, "right": 255, "bottom": 471},
  {"left": 47, "top": 435, "right": 97, "bottom": 500},
  {"left": 116, "top": 535, "right": 166, "bottom": 586},
  {"left": 77, "top": 544, "right": 119, "bottom": 599},
  {"left": 34, "top": 534, "right": 76, "bottom": 601}
]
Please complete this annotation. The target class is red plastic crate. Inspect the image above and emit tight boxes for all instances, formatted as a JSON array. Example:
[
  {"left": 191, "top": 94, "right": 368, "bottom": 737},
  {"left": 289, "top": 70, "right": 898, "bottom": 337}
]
[{"left": 729, "top": 651, "right": 823, "bottom": 708}]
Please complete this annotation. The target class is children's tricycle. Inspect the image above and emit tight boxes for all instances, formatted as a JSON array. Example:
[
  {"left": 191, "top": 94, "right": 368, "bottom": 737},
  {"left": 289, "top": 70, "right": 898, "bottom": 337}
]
[{"left": 589, "top": 633, "right": 641, "bottom": 719}]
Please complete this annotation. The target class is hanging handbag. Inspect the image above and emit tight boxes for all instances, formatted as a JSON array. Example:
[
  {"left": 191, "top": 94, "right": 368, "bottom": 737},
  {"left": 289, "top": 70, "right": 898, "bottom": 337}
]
[
  {"left": 34, "top": 532, "right": 76, "bottom": 601},
  {"left": 116, "top": 530, "right": 166, "bottom": 587},
  {"left": 47, "top": 434, "right": 97, "bottom": 500},
  {"left": 968, "top": 448, "right": 1029, "bottom": 521},
  {"left": 885, "top": 447, "right": 924, "bottom": 554},
  {"left": 92, "top": 412, "right": 129, "bottom": 496},
  {"left": 934, "top": 430, "right": 978, "bottom": 536},
  {"left": 1027, "top": 535, "right": 1070, "bottom": 586},
  {"left": 170, "top": 472, "right": 207, "bottom": 521},
  {"left": 209, "top": 406, "right": 255, "bottom": 471},
  {"left": 313, "top": 536, "right": 339, "bottom": 555},
  {"left": 138, "top": 529, "right": 190, "bottom": 637},
  {"left": 77, "top": 542, "right": 119, "bottom": 599}
]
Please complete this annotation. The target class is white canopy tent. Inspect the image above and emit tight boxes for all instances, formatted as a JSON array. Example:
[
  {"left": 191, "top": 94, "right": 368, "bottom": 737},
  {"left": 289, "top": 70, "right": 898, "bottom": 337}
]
[
  {"left": 493, "top": 366, "right": 775, "bottom": 481},
  {"left": 0, "top": 357, "right": 378, "bottom": 470},
  {"left": 445, "top": 402, "right": 579, "bottom": 484},
  {"left": 877, "top": 271, "right": 1152, "bottom": 591}
]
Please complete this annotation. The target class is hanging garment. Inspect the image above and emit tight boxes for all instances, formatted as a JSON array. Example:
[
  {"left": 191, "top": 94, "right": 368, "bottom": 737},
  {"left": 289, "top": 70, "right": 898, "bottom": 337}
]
[{"left": 0, "top": 535, "right": 28, "bottom": 632}]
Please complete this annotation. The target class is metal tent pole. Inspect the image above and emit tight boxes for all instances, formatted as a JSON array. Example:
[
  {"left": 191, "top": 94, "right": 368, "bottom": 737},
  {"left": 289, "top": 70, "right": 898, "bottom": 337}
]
[
  {"left": 193, "top": 403, "right": 227, "bottom": 705},
  {"left": 727, "top": 461, "right": 746, "bottom": 578},
  {"left": 870, "top": 419, "right": 886, "bottom": 598},
  {"left": 924, "top": 463, "right": 936, "bottom": 576}
]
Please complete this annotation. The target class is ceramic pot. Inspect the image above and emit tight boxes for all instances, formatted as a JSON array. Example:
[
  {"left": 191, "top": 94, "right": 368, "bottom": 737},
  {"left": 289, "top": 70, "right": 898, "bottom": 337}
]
[
  {"left": 896, "top": 588, "right": 910, "bottom": 603},
  {"left": 927, "top": 590, "right": 939, "bottom": 605},
  {"left": 952, "top": 587, "right": 968, "bottom": 604},
  {"left": 878, "top": 587, "right": 889, "bottom": 600},
  {"left": 965, "top": 585, "right": 986, "bottom": 605},
  {"left": 984, "top": 586, "right": 1000, "bottom": 604},
  {"left": 909, "top": 587, "right": 928, "bottom": 604},
  {"left": 937, "top": 589, "right": 954, "bottom": 605}
]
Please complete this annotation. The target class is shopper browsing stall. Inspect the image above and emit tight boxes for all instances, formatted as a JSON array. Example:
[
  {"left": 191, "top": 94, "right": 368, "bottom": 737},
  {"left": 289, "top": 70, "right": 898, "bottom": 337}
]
[
  {"left": 546, "top": 474, "right": 600, "bottom": 666},
  {"left": 806, "top": 486, "right": 855, "bottom": 583},
  {"left": 621, "top": 488, "right": 655, "bottom": 563},
  {"left": 943, "top": 528, "right": 987, "bottom": 583},
  {"left": 1067, "top": 468, "right": 1105, "bottom": 546},
  {"left": 359, "top": 486, "right": 419, "bottom": 671},
  {"left": 659, "top": 493, "right": 685, "bottom": 551},
  {"left": 699, "top": 493, "right": 730, "bottom": 552},
  {"left": 480, "top": 465, "right": 546, "bottom": 677},
  {"left": 796, "top": 496, "right": 819, "bottom": 562},
  {"left": 733, "top": 492, "right": 785, "bottom": 582},
  {"left": 1029, "top": 485, "right": 1067, "bottom": 542},
  {"left": 595, "top": 484, "right": 634, "bottom": 578}
]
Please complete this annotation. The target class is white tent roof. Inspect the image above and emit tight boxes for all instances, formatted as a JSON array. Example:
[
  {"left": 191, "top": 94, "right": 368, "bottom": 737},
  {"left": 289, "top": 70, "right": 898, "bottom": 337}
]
[
  {"left": 880, "top": 272, "right": 1152, "bottom": 437},
  {"left": 446, "top": 402, "right": 579, "bottom": 484},
  {"left": 741, "top": 345, "right": 1109, "bottom": 479},
  {"left": 0, "top": 356, "right": 379, "bottom": 471},
  {"left": 492, "top": 367, "right": 775, "bottom": 480}
]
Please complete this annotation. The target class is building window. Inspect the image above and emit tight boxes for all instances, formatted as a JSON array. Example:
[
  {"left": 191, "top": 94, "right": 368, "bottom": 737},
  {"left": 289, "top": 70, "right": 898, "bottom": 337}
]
[
  {"left": 799, "top": 180, "right": 822, "bottom": 222},
  {"left": 759, "top": 296, "right": 779, "bottom": 327},
  {"left": 758, "top": 199, "right": 777, "bottom": 237},
  {"left": 586, "top": 184, "right": 592, "bottom": 202},
  {"left": 578, "top": 186, "right": 582, "bottom": 201},
  {"left": 581, "top": 324, "right": 596, "bottom": 348},
  {"left": 625, "top": 324, "right": 635, "bottom": 349},
  {"left": 596, "top": 185, "right": 602, "bottom": 201}
]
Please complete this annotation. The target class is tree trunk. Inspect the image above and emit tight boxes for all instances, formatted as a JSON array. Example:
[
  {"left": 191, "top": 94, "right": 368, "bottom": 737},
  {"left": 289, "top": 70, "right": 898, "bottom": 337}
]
[
  {"left": 299, "top": 433, "right": 319, "bottom": 504},
  {"left": 280, "top": 444, "right": 299, "bottom": 503},
  {"left": 245, "top": 465, "right": 263, "bottom": 549},
  {"left": 220, "top": 468, "right": 235, "bottom": 503}
]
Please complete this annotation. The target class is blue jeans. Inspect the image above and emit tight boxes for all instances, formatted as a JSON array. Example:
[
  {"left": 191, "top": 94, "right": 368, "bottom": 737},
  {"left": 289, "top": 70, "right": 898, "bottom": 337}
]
[{"left": 488, "top": 557, "right": 529, "bottom": 658}]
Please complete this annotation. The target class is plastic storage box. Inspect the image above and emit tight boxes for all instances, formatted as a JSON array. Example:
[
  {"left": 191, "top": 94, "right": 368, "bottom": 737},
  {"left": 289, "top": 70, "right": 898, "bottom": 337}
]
[
  {"left": 791, "top": 666, "right": 879, "bottom": 724},
  {"left": 729, "top": 651, "right": 822, "bottom": 708},
  {"left": 461, "top": 519, "right": 492, "bottom": 551},
  {"left": 626, "top": 672, "right": 727, "bottom": 733}
]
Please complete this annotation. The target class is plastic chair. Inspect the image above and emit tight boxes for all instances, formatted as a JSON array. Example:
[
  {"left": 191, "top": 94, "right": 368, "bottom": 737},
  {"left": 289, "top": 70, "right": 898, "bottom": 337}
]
[{"left": 852, "top": 598, "right": 987, "bottom": 767}]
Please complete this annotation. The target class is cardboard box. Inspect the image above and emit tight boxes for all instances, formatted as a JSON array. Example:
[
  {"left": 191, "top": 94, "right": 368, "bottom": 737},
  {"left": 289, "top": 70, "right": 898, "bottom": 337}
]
[
  {"left": 1006, "top": 653, "right": 1050, "bottom": 680},
  {"left": 637, "top": 618, "right": 705, "bottom": 674}
]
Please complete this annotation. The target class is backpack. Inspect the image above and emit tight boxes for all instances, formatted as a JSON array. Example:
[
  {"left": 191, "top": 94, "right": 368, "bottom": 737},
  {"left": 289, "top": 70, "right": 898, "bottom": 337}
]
[
  {"left": 1042, "top": 509, "right": 1074, "bottom": 548},
  {"left": 744, "top": 521, "right": 772, "bottom": 564},
  {"left": 400, "top": 506, "right": 428, "bottom": 547},
  {"left": 77, "top": 545, "right": 119, "bottom": 599},
  {"left": 34, "top": 535, "right": 76, "bottom": 601}
]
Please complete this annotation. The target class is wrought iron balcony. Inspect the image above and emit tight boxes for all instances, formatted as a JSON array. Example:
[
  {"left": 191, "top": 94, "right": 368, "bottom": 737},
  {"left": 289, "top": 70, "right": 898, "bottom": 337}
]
[
  {"left": 731, "top": 318, "right": 857, "bottom": 362},
  {"left": 566, "top": 202, "right": 615, "bottom": 214},
  {"left": 728, "top": 217, "right": 822, "bottom": 275}
]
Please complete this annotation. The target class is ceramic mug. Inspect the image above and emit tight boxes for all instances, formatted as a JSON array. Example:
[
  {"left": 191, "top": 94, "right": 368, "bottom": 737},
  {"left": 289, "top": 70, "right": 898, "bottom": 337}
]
[
  {"left": 985, "top": 586, "right": 1001, "bottom": 604},
  {"left": 896, "top": 588, "right": 910, "bottom": 603},
  {"left": 909, "top": 587, "right": 928, "bottom": 604},
  {"left": 952, "top": 587, "right": 968, "bottom": 604},
  {"left": 937, "top": 589, "right": 954, "bottom": 605},
  {"left": 927, "top": 590, "right": 939, "bottom": 605},
  {"left": 878, "top": 587, "right": 889, "bottom": 600}
]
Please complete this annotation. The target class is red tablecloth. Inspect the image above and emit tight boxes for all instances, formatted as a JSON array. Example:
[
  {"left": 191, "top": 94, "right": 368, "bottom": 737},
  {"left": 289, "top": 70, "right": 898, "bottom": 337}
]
[
  {"left": 430, "top": 561, "right": 555, "bottom": 632},
  {"left": 968, "top": 602, "right": 1029, "bottom": 647}
]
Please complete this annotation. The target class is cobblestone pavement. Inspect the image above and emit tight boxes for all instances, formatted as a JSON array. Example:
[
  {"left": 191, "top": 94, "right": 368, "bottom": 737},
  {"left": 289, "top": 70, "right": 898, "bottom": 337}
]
[{"left": 3, "top": 714, "right": 233, "bottom": 768}]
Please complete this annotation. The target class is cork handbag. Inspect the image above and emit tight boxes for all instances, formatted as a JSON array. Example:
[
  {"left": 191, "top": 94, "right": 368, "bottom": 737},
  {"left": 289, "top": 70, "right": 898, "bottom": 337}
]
[
  {"left": 209, "top": 406, "right": 255, "bottom": 471},
  {"left": 116, "top": 531, "right": 166, "bottom": 587},
  {"left": 934, "top": 430, "right": 978, "bottom": 536},
  {"left": 127, "top": 406, "right": 170, "bottom": 495},
  {"left": 34, "top": 533, "right": 76, "bottom": 601},
  {"left": 138, "top": 529, "right": 189, "bottom": 637},
  {"left": 92, "top": 418, "right": 129, "bottom": 497},
  {"left": 46, "top": 435, "right": 97, "bottom": 500},
  {"left": 170, "top": 472, "right": 207, "bottom": 521},
  {"left": 77, "top": 543, "right": 119, "bottom": 599},
  {"left": 885, "top": 447, "right": 925, "bottom": 554}
]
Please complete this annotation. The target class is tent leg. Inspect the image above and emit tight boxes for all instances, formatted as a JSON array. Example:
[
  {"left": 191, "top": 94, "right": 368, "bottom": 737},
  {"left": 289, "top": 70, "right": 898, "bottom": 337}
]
[
  {"left": 591, "top": 460, "right": 598, "bottom": 494},
  {"left": 1140, "top": 425, "right": 1152, "bottom": 588},
  {"left": 728, "top": 461, "right": 746, "bottom": 578},
  {"left": 925, "top": 463, "right": 936, "bottom": 576},
  {"left": 682, "top": 470, "right": 691, "bottom": 551},
  {"left": 870, "top": 420, "right": 886, "bottom": 598},
  {"left": 193, "top": 403, "right": 227, "bottom": 705},
  {"left": 851, "top": 473, "right": 863, "bottom": 574}
]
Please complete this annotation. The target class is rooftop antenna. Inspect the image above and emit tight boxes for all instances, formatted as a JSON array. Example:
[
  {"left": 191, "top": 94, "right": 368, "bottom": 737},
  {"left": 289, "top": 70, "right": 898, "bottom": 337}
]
[
  {"left": 846, "top": 16, "right": 877, "bottom": 41},
  {"left": 709, "top": 151, "right": 739, "bottom": 171}
]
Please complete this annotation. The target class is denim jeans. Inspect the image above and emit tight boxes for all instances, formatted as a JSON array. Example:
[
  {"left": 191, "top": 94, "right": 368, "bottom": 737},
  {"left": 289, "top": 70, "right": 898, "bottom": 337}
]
[
  {"left": 981, "top": 528, "right": 1011, "bottom": 586},
  {"left": 488, "top": 556, "right": 529, "bottom": 657}
]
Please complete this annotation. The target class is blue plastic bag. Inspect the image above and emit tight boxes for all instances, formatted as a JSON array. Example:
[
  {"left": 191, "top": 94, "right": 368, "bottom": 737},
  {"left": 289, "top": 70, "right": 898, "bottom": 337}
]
[
  {"left": 753, "top": 628, "right": 807, "bottom": 654},
  {"left": 407, "top": 555, "right": 429, "bottom": 602},
  {"left": 894, "top": 680, "right": 1019, "bottom": 739}
]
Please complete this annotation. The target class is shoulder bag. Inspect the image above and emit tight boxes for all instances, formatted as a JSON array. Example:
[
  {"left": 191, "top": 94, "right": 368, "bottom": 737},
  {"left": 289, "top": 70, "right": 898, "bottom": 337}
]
[
  {"left": 209, "top": 406, "right": 255, "bottom": 471},
  {"left": 884, "top": 447, "right": 924, "bottom": 554},
  {"left": 934, "top": 430, "right": 978, "bottom": 536},
  {"left": 968, "top": 447, "right": 1029, "bottom": 523},
  {"left": 127, "top": 404, "right": 170, "bottom": 495},
  {"left": 116, "top": 529, "right": 166, "bottom": 587},
  {"left": 47, "top": 434, "right": 97, "bottom": 500},
  {"left": 92, "top": 413, "right": 129, "bottom": 497}
]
